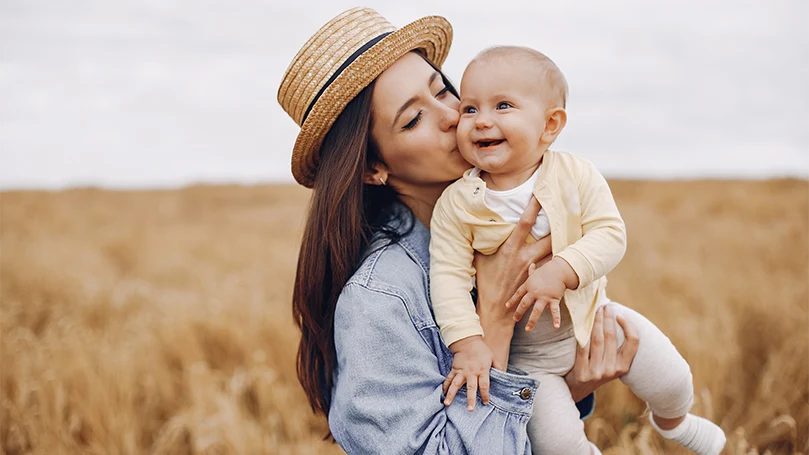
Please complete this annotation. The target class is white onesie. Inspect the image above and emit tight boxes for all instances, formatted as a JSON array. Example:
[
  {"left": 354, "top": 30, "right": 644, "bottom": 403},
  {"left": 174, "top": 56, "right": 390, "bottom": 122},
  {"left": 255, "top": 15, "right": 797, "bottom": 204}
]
[{"left": 470, "top": 166, "right": 550, "bottom": 240}]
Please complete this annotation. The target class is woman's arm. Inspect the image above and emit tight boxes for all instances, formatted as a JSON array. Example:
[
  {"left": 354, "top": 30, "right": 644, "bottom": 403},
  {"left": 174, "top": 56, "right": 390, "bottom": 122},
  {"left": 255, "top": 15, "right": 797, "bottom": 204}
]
[
  {"left": 474, "top": 198, "right": 552, "bottom": 369},
  {"left": 329, "top": 282, "right": 533, "bottom": 455}
]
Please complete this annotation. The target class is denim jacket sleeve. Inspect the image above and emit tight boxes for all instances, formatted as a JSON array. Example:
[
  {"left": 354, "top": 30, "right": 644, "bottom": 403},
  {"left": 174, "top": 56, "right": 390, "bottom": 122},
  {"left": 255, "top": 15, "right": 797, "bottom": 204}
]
[{"left": 329, "top": 282, "right": 535, "bottom": 455}]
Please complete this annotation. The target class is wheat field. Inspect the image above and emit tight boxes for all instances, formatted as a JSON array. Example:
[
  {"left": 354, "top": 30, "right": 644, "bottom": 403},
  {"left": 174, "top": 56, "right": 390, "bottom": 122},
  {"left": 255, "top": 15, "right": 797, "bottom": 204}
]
[{"left": 1, "top": 180, "right": 807, "bottom": 455}]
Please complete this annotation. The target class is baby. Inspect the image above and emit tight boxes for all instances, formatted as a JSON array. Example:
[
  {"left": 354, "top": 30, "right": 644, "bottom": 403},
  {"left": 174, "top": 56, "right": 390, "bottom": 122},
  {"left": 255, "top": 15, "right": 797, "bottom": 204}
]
[{"left": 429, "top": 46, "right": 726, "bottom": 455}]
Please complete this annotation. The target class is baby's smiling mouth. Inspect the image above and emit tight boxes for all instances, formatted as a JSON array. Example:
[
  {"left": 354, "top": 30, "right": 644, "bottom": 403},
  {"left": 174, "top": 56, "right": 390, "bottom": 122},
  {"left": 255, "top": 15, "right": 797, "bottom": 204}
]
[{"left": 476, "top": 139, "right": 504, "bottom": 148}]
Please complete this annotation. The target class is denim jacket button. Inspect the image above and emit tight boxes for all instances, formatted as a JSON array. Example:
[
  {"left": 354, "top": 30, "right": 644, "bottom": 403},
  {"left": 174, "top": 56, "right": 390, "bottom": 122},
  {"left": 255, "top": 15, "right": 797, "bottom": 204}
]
[{"left": 519, "top": 387, "right": 532, "bottom": 400}]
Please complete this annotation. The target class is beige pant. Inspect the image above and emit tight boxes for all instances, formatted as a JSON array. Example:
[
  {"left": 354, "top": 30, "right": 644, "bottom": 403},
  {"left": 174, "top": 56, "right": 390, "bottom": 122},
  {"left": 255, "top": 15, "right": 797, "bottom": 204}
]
[{"left": 510, "top": 301, "right": 694, "bottom": 455}]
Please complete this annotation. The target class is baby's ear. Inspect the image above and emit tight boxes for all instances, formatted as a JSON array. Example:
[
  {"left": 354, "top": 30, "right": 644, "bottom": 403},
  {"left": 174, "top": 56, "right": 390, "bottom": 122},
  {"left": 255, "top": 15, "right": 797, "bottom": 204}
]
[{"left": 541, "top": 108, "right": 567, "bottom": 144}]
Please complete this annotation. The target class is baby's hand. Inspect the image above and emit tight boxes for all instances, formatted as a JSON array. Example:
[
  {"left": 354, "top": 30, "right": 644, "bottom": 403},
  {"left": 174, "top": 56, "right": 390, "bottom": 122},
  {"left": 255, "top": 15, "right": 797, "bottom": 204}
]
[
  {"left": 443, "top": 335, "right": 493, "bottom": 411},
  {"left": 506, "top": 258, "right": 577, "bottom": 331}
]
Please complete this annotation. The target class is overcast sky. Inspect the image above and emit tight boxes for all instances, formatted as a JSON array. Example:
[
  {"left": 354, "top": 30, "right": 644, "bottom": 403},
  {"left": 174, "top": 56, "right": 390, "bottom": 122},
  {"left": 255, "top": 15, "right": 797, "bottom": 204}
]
[{"left": 1, "top": 0, "right": 807, "bottom": 189}]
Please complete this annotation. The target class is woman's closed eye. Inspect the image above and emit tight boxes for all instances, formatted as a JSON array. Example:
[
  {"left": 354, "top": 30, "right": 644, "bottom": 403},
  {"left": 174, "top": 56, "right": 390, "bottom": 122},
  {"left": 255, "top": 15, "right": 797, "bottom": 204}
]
[
  {"left": 403, "top": 85, "right": 451, "bottom": 130},
  {"left": 403, "top": 111, "right": 422, "bottom": 130}
]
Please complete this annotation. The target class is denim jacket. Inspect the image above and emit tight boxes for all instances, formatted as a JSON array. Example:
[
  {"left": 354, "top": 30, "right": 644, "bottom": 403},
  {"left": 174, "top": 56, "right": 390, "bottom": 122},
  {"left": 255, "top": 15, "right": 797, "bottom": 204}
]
[{"left": 328, "top": 205, "right": 594, "bottom": 455}]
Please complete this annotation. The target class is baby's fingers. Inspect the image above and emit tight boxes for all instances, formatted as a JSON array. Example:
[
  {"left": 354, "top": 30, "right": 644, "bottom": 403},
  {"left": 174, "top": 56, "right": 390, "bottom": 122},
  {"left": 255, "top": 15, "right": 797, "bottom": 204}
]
[
  {"left": 506, "top": 285, "right": 527, "bottom": 309},
  {"left": 444, "top": 373, "right": 467, "bottom": 406},
  {"left": 442, "top": 370, "right": 457, "bottom": 395},
  {"left": 466, "top": 375, "right": 478, "bottom": 412},
  {"left": 550, "top": 300, "right": 562, "bottom": 329},
  {"left": 513, "top": 293, "right": 535, "bottom": 322},
  {"left": 479, "top": 372, "right": 490, "bottom": 406},
  {"left": 525, "top": 300, "right": 547, "bottom": 332}
]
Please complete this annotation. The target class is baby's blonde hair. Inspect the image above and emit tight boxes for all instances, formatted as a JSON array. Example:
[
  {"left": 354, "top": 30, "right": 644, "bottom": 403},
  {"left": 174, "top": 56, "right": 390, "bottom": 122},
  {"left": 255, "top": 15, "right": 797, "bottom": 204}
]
[{"left": 471, "top": 46, "right": 569, "bottom": 109}]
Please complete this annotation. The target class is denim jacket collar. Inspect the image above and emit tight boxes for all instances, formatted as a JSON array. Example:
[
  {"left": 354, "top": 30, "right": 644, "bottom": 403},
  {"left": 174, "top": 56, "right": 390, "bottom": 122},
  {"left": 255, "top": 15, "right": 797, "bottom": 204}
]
[{"left": 377, "top": 202, "right": 431, "bottom": 275}]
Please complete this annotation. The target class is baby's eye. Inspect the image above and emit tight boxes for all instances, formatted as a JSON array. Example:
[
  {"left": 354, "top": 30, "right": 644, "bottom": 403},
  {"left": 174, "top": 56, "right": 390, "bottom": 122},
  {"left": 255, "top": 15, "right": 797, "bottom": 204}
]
[
  {"left": 496, "top": 102, "right": 512, "bottom": 110},
  {"left": 462, "top": 106, "right": 477, "bottom": 114}
]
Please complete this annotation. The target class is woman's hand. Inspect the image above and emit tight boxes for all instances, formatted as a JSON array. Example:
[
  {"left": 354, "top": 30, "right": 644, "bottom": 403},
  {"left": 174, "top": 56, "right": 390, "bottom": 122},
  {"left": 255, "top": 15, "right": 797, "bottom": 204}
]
[
  {"left": 564, "top": 305, "right": 640, "bottom": 402},
  {"left": 474, "top": 198, "right": 552, "bottom": 369}
]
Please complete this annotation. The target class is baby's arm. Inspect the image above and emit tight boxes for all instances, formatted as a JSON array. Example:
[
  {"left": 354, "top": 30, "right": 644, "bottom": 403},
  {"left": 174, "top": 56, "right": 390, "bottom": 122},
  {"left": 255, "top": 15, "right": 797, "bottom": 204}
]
[
  {"left": 429, "top": 194, "right": 493, "bottom": 411},
  {"left": 507, "top": 158, "right": 626, "bottom": 330},
  {"left": 555, "top": 158, "right": 627, "bottom": 287}
]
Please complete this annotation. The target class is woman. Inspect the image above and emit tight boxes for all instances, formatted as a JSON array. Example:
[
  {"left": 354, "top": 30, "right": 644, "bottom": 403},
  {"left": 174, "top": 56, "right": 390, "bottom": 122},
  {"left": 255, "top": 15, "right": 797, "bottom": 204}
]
[{"left": 277, "top": 8, "right": 639, "bottom": 454}]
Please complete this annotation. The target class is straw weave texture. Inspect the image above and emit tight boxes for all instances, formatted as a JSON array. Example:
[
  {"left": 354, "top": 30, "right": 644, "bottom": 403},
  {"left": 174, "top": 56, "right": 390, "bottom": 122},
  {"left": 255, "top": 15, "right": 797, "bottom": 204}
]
[{"left": 277, "top": 7, "right": 452, "bottom": 187}]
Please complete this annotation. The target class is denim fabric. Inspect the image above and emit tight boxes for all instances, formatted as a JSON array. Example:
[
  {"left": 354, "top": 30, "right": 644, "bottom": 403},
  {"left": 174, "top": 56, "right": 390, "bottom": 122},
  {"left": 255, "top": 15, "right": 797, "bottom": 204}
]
[{"left": 328, "top": 206, "right": 594, "bottom": 454}]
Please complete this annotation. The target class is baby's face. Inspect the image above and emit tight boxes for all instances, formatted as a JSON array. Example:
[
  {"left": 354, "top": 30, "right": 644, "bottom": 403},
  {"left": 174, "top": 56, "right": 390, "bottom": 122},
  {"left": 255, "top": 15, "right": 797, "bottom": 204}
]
[{"left": 457, "top": 60, "right": 551, "bottom": 175}]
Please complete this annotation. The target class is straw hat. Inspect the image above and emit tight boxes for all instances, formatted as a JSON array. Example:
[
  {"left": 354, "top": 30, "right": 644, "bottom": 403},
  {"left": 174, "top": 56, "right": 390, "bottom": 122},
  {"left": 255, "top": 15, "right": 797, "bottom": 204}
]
[{"left": 277, "top": 7, "right": 453, "bottom": 188}]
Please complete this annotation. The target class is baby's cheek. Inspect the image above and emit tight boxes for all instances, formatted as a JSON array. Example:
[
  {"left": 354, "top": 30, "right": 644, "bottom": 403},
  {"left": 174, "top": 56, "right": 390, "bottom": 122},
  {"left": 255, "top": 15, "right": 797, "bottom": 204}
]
[
  {"left": 456, "top": 117, "right": 472, "bottom": 135},
  {"left": 455, "top": 120, "right": 472, "bottom": 144}
]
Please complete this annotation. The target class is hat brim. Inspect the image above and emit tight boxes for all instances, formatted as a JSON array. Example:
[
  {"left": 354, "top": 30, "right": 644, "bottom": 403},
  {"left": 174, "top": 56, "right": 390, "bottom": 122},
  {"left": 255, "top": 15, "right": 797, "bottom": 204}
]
[{"left": 291, "top": 15, "right": 452, "bottom": 188}]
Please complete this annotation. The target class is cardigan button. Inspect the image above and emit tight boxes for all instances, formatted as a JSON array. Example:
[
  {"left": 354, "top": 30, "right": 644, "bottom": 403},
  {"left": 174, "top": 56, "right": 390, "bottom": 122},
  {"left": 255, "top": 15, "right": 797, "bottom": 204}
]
[
  {"left": 473, "top": 187, "right": 480, "bottom": 195},
  {"left": 519, "top": 387, "right": 532, "bottom": 400}
]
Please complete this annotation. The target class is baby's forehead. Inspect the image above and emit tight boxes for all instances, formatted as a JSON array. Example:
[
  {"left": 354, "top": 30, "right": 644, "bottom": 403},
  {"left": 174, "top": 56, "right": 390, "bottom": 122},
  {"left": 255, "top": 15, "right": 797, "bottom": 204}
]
[
  {"left": 463, "top": 47, "right": 568, "bottom": 106},
  {"left": 462, "top": 58, "right": 549, "bottom": 94}
]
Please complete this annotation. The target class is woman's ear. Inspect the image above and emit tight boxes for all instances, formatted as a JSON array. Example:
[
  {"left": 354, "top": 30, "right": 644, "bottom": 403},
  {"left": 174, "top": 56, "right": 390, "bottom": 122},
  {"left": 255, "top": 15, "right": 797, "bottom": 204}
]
[
  {"left": 363, "top": 163, "right": 389, "bottom": 186},
  {"left": 541, "top": 107, "right": 567, "bottom": 145}
]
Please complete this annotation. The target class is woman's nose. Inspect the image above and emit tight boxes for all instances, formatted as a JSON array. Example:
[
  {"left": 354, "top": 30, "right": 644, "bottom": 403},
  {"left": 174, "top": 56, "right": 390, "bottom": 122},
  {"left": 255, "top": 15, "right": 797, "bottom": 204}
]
[{"left": 437, "top": 103, "right": 459, "bottom": 131}]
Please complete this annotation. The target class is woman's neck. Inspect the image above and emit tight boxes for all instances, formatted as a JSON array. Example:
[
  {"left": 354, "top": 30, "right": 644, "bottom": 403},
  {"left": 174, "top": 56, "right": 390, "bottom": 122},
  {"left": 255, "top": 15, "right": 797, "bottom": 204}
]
[{"left": 397, "top": 181, "right": 451, "bottom": 230}]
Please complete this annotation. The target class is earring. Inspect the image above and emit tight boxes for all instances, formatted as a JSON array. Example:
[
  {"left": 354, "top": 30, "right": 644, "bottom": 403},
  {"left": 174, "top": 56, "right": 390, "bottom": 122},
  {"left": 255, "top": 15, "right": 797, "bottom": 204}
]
[{"left": 378, "top": 176, "right": 387, "bottom": 186}]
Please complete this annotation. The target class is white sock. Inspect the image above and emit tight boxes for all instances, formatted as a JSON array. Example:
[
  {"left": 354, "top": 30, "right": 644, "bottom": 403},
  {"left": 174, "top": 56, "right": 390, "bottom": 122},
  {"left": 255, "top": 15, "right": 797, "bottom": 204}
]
[
  {"left": 649, "top": 413, "right": 726, "bottom": 455},
  {"left": 589, "top": 442, "right": 602, "bottom": 455}
]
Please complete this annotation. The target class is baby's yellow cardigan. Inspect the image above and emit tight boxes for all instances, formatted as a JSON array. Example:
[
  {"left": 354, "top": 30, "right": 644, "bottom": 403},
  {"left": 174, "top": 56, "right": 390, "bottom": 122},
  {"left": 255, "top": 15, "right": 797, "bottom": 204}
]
[{"left": 429, "top": 150, "right": 627, "bottom": 347}]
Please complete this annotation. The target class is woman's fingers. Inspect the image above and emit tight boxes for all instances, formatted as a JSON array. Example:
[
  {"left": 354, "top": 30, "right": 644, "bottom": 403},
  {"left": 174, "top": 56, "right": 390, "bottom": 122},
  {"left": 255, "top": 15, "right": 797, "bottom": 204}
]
[
  {"left": 601, "top": 306, "right": 618, "bottom": 376},
  {"left": 615, "top": 313, "right": 640, "bottom": 374},
  {"left": 577, "top": 336, "right": 591, "bottom": 369},
  {"left": 444, "top": 373, "right": 467, "bottom": 406},
  {"left": 466, "top": 375, "right": 478, "bottom": 411},
  {"left": 527, "top": 233, "right": 553, "bottom": 262},
  {"left": 589, "top": 307, "right": 605, "bottom": 369},
  {"left": 510, "top": 198, "right": 542, "bottom": 244}
]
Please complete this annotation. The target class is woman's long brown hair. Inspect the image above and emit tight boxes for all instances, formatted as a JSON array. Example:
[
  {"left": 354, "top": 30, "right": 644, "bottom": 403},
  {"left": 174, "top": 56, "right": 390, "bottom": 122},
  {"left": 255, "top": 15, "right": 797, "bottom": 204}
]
[
  {"left": 292, "top": 54, "right": 458, "bottom": 421},
  {"left": 291, "top": 79, "right": 395, "bottom": 420}
]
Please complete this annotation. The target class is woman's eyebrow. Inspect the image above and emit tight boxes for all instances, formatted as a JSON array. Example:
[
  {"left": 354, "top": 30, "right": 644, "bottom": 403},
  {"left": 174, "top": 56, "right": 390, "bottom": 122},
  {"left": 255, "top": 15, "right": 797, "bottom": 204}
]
[{"left": 391, "top": 71, "right": 440, "bottom": 128}]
